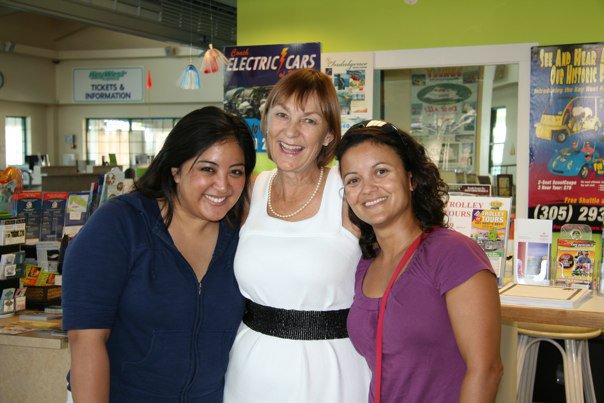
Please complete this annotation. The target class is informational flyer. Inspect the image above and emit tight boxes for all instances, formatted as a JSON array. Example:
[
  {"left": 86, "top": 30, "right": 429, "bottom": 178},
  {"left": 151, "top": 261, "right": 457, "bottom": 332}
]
[
  {"left": 471, "top": 208, "right": 509, "bottom": 280},
  {"left": 514, "top": 218, "right": 553, "bottom": 285},
  {"left": 13, "top": 190, "right": 42, "bottom": 244},
  {"left": 321, "top": 52, "right": 373, "bottom": 133},
  {"left": 40, "top": 192, "right": 69, "bottom": 242},
  {"left": 62, "top": 191, "right": 91, "bottom": 238},
  {"left": 529, "top": 43, "right": 604, "bottom": 231},
  {"left": 554, "top": 239, "right": 596, "bottom": 287},
  {"left": 223, "top": 42, "right": 321, "bottom": 156},
  {"left": 445, "top": 195, "right": 512, "bottom": 286},
  {"left": 409, "top": 67, "right": 479, "bottom": 172}
]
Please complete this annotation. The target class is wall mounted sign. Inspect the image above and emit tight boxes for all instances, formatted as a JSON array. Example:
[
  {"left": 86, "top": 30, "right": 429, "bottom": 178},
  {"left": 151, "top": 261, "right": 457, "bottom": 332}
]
[
  {"left": 223, "top": 42, "right": 321, "bottom": 155},
  {"left": 73, "top": 67, "right": 144, "bottom": 103},
  {"left": 528, "top": 42, "right": 604, "bottom": 231}
]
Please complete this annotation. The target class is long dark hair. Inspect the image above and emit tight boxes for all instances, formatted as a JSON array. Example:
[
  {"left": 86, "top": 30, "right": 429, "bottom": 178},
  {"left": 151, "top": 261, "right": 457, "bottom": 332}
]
[
  {"left": 336, "top": 120, "right": 448, "bottom": 258},
  {"left": 135, "top": 106, "right": 256, "bottom": 229}
]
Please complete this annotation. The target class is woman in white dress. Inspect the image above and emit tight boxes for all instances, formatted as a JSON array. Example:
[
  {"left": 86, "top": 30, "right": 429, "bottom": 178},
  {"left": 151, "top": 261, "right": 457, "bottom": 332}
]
[{"left": 224, "top": 68, "right": 370, "bottom": 403}]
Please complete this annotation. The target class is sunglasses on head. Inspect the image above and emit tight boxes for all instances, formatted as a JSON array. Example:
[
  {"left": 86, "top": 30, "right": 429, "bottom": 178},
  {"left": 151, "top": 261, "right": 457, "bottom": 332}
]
[{"left": 348, "top": 120, "right": 407, "bottom": 145}]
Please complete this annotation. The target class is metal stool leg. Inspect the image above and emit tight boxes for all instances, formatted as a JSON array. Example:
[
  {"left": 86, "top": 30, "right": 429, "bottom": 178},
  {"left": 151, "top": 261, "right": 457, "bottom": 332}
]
[
  {"left": 565, "top": 339, "right": 583, "bottom": 403},
  {"left": 517, "top": 334, "right": 532, "bottom": 402},
  {"left": 579, "top": 340, "right": 597, "bottom": 403},
  {"left": 524, "top": 341, "right": 540, "bottom": 401}
]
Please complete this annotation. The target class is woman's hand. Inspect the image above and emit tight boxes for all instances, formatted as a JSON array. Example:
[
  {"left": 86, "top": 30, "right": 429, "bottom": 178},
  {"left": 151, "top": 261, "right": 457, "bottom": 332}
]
[
  {"left": 68, "top": 329, "right": 111, "bottom": 403},
  {"left": 446, "top": 270, "right": 504, "bottom": 403}
]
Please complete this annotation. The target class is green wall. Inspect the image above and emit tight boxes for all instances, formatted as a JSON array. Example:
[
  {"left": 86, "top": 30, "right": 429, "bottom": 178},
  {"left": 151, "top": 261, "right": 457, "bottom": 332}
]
[
  {"left": 239, "top": 0, "right": 604, "bottom": 268},
  {"left": 240, "top": 0, "right": 604, "bottom": 171},
  {"left": 238, "top": 0, "right": 604, "bottom": 52}
]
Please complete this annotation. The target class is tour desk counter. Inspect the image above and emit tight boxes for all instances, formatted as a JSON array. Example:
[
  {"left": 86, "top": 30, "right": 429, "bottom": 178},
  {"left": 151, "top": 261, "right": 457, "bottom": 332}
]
[
  {"left": 496, "top": 294, "right": 604, "bottom": 403},
  {"left": 0, "top": 313, "right": 69, "bottom": 403},
  {"left": 501, "top": 294, "right": 604, "bottom": 329}
]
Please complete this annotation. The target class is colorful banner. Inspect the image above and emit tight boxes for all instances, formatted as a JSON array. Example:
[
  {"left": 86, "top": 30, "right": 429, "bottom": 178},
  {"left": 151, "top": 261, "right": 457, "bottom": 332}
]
[
  {"left": 223, "top": 43, "right": 321, "bottom": 154},
  {"left": 529, "top": 43, "right": 604, "bottom": 231},
  {"left": 321, "top": 52, "right": 373, "bottom": 133},
  {"left": 409, "top": 67, "right": 479, "bottom": 172}
]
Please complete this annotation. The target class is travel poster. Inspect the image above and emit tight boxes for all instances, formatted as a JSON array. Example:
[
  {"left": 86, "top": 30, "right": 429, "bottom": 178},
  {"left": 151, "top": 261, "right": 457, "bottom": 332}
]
[
  {"left": 223, "top": 42, "right": 321, "bottom": 172},
  {"left": 529, "top": 42, "right": 604, "bottom": 231},
  {"left": 321, "top": 52, "right": 373, "bottom": 133},
  {"left": 410, "top": 67, "right": 479, "bottom": 172}
]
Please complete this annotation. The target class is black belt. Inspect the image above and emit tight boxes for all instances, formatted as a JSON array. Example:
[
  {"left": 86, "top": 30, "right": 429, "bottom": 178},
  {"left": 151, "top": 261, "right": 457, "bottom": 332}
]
[{"left": 243, "top": 299, "right": 350, "bottom": 340}]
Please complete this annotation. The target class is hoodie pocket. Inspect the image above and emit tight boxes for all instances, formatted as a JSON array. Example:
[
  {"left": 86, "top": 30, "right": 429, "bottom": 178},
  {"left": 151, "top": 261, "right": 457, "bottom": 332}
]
[{"left": 121, "top": 330, "right": 191, "bottom": 396}]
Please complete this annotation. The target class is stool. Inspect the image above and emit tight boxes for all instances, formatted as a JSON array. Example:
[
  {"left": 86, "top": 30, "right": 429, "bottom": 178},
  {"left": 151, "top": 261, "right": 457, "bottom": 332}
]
[{"left": 516, "top": 322, "right": 601, "bottom": 403}]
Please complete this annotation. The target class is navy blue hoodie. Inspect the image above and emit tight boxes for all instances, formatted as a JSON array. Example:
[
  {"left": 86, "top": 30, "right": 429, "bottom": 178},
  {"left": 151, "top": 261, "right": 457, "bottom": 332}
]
[{"left": 63, "top": 192, "right": 245, "bottom": 402}]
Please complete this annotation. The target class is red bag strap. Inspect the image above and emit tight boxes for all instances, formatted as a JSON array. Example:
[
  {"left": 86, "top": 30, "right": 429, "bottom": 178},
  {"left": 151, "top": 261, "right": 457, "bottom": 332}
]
[{"left": 374, "top": 230, "right": 428, "bottom": 403}]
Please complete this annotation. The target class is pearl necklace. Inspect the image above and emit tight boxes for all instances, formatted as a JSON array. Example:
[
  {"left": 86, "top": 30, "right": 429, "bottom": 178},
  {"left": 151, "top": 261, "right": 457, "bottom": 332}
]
[{"left": 267, "top": 167, "right": 325, "bottom": 219}]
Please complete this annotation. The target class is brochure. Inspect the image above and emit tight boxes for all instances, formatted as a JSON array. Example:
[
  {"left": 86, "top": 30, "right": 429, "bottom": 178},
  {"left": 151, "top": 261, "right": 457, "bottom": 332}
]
[
  {"left": 554, "top": 239, "right": 596, "bottom": 287},
  {"left": 13, "top": 190, "right": 42, "bottom": 244},
  {"left": 514, "top": 218, "right": 553, "bottom": 285},
  {"left": 40, "top": 192, "right": 69, "bottom": 241},
  {"left": 0, "top": 287, "right": 15, "bottom": 314},
  {"left": 98, "top": 167, "right": 126, "bottom": 207},
  {"left": 446, "top": 195, "right": 512, "bottom": 286},
  {"left": 471, "top": 207, "right": 508, "bottom": 284},
  {"left": 62, "top": 191, "right": 90, "bottom": 237},
  {"left": 36, "top": 241, "right": 61, "bottom": 272},
  {"left": 22, "top": 264, "right": 56, "bottom": 286}
]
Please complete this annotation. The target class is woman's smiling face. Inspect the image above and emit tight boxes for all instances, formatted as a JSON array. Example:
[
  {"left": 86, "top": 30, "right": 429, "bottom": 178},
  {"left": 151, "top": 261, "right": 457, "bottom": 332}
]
[
  {"left": 172, "top": 139, "right": 246, "bottom": 223},
  {"left": 266, "top": 93, "right": 334, "bottom": 174},
  {"left": 340, "top": 141, "right": 415, "bottom": 229}
]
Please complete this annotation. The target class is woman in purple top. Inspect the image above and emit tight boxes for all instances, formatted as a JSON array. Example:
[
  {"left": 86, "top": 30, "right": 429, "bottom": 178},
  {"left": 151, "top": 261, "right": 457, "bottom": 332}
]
[{"left": 336, "top": 120, "right": 503, "bottom": 403}]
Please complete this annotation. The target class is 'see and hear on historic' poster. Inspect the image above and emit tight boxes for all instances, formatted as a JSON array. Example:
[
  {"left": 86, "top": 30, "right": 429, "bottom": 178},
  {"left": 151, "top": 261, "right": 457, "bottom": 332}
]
[{"left": 529, "top": 42, "right": 604, "bottom": 231}]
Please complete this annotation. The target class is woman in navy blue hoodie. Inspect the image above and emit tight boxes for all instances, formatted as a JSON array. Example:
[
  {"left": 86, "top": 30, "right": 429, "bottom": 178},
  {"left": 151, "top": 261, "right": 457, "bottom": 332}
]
[{"left": 62, "top": 106, "right": 256, "bottom": 402}]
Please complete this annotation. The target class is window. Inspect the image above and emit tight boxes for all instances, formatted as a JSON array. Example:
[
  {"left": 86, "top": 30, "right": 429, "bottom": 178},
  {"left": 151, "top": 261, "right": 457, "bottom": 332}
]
[
  {"left": 5, "top": 116, "right": 27, "bottom": 166},
  {"left": 489, "top": 107, "right": 507, "bottom": 176},
  {"left": 86, "top": 118, "right": 178, "bottom": 168}
]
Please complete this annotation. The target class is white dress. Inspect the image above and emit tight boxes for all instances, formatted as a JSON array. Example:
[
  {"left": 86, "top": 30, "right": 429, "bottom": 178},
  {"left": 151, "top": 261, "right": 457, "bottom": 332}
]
[{"left": 224, "top": 168, "right": 370, "bottom": 403}]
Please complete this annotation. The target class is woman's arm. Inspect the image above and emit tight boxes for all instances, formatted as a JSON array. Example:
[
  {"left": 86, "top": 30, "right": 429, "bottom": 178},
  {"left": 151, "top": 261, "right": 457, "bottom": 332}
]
[
  {"left": 68, "top": 329, "right": 112, "bottom": 403},
  {"left": 446, "top": 270, "right": 504, "bottom": 403},
  {"left": 341, "top": 200, "right": 360, "bottom": 238}
]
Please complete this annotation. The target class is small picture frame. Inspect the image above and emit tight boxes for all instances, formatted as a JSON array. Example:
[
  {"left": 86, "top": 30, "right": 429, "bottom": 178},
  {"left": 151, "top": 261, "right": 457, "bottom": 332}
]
[
  {"left": 478, "top": 175, "right": 491, "bottom": 185},
  {"left": 497, "top": 174, "right": 513, "bottom": 197}
]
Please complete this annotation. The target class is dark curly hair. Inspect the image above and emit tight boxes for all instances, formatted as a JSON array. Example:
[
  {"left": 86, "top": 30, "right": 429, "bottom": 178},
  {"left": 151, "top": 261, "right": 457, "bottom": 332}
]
[
  {"left": 135, "top": 106, "right": 256, "bottom": 229},
  {"left": 335, "top": 120, "right": 449, "bottom": 259}
]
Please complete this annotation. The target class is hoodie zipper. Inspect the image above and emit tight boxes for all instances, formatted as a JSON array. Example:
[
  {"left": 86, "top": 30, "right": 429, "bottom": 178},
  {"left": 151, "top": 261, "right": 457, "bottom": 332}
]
[{"left": 180, "top": 276, "right": 204, "bottom": 402}]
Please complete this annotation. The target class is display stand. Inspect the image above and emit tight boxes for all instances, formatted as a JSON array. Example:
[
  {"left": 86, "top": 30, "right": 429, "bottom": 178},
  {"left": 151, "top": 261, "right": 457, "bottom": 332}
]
[{"left": 0, "top": 243, "right": 25, "bottom": 316}]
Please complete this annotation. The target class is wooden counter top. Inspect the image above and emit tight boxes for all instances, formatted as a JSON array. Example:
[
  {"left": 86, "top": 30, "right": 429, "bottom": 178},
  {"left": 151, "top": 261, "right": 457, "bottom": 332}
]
[
  {"left": 501, "top": 294, "right": 604, "bottom": 329},
  {"left": 0, "top": 312, "right": 66, "bottom": 349}
]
